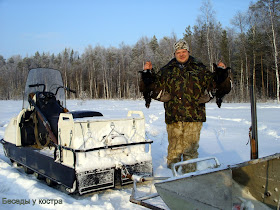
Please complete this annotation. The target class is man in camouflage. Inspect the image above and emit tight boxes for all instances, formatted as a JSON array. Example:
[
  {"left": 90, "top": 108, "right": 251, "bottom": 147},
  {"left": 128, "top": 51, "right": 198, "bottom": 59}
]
[{"left": 143, "top": 40, "right": 225, "bottom": 173}]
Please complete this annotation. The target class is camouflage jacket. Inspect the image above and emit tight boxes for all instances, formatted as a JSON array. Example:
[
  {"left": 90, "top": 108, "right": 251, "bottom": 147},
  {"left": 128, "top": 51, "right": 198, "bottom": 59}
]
[{"left": 155, "top": 56, "right": 215, "bottom": 124}]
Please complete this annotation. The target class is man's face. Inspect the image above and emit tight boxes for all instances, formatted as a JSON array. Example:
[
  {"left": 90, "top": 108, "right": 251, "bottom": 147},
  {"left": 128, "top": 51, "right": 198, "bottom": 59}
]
[{"left": 175, "top": 49, "right": 189, "bottom": 64}]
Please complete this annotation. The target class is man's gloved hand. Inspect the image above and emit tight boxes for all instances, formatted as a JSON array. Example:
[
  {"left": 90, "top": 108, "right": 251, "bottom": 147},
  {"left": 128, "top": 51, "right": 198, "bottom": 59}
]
[{"left": 198, "top": 90, "right": 213, "bottom": 104}]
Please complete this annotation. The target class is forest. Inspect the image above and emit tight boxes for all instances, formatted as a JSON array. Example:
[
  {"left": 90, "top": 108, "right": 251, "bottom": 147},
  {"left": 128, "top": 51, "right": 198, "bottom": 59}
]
[{"left": 0, "top": 0, "right": 279, "bottom": 103}]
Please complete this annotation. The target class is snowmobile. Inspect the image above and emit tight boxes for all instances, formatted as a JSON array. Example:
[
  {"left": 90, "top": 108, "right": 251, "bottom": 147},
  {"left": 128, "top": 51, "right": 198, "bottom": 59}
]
[{"left": 0, "top": 68, "right": 153, "bottom": 194}]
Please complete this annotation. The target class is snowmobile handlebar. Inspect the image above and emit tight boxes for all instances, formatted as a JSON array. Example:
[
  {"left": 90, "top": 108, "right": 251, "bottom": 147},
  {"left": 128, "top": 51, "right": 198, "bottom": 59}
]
[
  {"left": 65, "top": 87, "right": 76, "bottom": 94},
  {"left": 29, "top": 83, "right": 46, "bottom": 92},
  {"left": 55, "top": 86, "right": 76, "bottom": 95},
  {"left": 29, "top": 83, "right": 76, "bottom": 96}
]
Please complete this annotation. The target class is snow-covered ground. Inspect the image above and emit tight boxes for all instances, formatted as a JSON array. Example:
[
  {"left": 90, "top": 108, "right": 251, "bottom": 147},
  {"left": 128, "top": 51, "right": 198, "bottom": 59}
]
[{"left": 0, "top": 99, "right": 280, "bottom": 209}]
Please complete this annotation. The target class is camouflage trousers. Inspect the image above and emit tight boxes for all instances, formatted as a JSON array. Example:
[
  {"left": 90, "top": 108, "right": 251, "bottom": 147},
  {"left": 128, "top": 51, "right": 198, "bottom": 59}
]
[{"left": 166, "top": 122, "right": 203, "bottom": 173}]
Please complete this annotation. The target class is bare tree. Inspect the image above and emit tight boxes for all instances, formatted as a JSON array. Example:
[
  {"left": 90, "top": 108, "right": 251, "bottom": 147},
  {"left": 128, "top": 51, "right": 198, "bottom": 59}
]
[
  {"left": 197, "top": 0, "right": 216, "bottom": 71},
  {"left": 231, "top": 11, "right": 250, "bottom": 101},
  {"left": 262, "top": 0, "right": 279, "bottom": 102}
]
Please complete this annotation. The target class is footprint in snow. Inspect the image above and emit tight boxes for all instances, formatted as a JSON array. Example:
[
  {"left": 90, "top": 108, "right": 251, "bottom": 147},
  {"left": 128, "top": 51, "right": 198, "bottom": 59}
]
[
  {"left": 0, "top": 121, "right": 9, "bottom": 127},
  {"left": 149, "top": 114, "right": 158, "bottom": 123}
]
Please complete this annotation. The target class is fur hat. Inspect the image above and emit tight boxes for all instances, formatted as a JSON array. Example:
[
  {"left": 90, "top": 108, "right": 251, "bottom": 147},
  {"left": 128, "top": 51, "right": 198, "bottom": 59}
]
[{"left": 173, "top": 40, "right": 190, "bottom": 52}]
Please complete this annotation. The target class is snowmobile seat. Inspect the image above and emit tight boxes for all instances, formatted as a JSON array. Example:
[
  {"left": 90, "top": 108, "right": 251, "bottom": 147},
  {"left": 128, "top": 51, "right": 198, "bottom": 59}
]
[
  {"left": 70, "top": 111, "right": 103, "bottom": 119},
  {"left": 36, "top": 92, "right": 65, "bottom": 138},
  {"left": 20, "top": 110, "right": 36, "bottom": 146}
]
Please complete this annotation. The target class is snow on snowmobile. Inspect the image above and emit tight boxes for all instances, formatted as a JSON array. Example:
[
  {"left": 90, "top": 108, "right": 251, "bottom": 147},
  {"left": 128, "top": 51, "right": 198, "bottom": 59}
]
[{"left": 0, "top": 68, "right": 153, "bottom": 194}]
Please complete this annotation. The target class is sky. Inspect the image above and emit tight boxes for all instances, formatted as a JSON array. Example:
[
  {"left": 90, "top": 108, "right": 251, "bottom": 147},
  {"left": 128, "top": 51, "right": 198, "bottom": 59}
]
[{"left": 0, "top": 0, "right": 255, "bottom": 59}]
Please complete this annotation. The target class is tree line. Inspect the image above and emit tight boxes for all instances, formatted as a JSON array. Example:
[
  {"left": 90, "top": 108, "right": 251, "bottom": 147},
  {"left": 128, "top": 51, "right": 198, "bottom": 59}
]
[{"left": 0, "top": 0, "right": 279, "bottom": 103}]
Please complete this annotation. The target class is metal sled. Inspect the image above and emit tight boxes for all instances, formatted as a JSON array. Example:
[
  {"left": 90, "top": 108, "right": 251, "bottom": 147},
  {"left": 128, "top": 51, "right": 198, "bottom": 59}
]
[{"left": 130, "top": 154, "right": 280, "bottom": 209}]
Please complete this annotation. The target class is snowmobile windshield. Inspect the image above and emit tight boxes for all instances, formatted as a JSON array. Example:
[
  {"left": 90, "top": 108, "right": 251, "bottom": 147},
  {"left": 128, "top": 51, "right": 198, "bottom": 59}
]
[{"left": 22, "top": 68, "right": 66, "bottom": 109}]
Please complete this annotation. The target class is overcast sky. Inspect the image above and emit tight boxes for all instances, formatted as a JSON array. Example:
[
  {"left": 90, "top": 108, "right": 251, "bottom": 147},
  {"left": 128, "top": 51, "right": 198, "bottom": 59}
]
[{"left": 0, "top": 0, "right": 255, "bottom": 58}]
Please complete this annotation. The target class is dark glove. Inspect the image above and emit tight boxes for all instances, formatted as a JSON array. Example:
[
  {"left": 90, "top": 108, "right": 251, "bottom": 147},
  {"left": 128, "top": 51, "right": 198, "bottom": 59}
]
[
  {"left": 151, "top": 88, "right": 172, "bottom": 102},
  {"left": 198, "top": 90, "right": 213, "bottom": 104}
]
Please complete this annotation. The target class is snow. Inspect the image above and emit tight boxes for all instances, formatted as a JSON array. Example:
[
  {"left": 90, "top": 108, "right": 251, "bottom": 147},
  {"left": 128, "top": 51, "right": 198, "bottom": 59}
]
[
  {"left": 1, "top": 99, "right": 280, "bottom": 209},
  {"left": 56, "top": 109, "right": 151, "bottom": 172}
]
